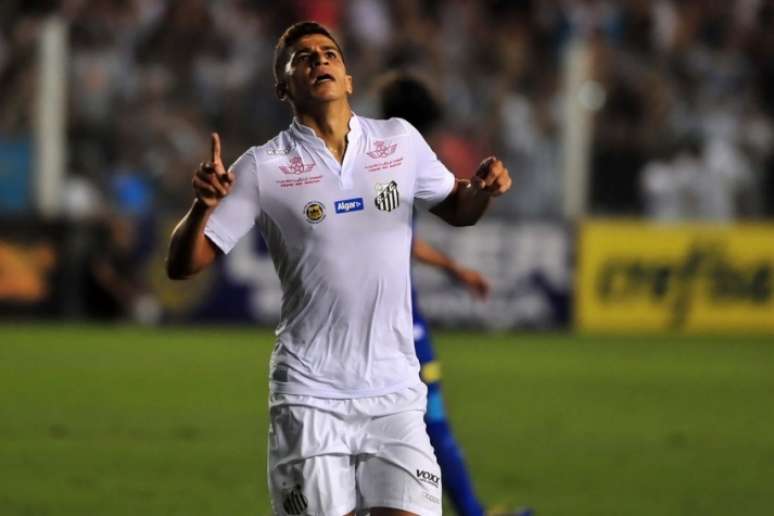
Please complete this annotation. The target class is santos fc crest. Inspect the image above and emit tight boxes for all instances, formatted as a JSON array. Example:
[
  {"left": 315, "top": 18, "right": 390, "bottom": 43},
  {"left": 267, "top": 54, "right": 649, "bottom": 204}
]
[
  {"left": 375, "top": 181, "right": 399, "bottom": 212},
  {"left": 282, "top": 485, "right": 308, "bottom": 515}
]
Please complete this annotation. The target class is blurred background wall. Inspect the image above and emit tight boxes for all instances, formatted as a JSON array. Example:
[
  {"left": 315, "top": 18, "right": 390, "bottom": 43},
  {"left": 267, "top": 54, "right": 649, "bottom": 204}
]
[{"left": 1, "top": 0, "right": 773, "bottom": 332}]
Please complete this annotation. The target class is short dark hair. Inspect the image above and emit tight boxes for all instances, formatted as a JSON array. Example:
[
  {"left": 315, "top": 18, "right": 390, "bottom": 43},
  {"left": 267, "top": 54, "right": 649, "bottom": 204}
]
[
  {"left": 273, "top": 21, "right": 344, "bottom": 85},
  {"left": 378, "top": 73, "right": 442, "bottom": 134}
]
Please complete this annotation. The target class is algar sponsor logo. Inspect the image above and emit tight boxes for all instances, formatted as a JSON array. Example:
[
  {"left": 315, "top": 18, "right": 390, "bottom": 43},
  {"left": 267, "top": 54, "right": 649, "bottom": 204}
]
[
  {"left": 335, "top": 197, "right": 364, "bottom": 214},
  {"left": 596, "top": 241, "right": 772, "bottom": 328}
]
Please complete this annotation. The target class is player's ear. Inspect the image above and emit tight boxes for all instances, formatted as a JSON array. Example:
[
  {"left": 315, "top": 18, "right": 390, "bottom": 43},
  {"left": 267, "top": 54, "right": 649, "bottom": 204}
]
[
  {"left": 275, "top": 81, "right": 287, "bottom": 101},
  {"left": 345, "top": 74, "right": 353, "bottom": 95}
]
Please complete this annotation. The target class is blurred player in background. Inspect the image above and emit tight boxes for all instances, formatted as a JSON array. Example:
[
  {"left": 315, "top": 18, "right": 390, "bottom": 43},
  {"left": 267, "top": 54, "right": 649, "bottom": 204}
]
[
  {"left": 380, "top": 73, "right": 531, "bottom": 516},
  {"left": 166, "top": 21, "right": 511, "bottom": 516}
]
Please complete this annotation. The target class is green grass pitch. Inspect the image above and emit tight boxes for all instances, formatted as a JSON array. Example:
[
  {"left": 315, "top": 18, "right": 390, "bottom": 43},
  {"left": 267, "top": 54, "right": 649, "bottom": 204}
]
[{"left": 1, "top": 325, "right": 773, "bottom": 515}]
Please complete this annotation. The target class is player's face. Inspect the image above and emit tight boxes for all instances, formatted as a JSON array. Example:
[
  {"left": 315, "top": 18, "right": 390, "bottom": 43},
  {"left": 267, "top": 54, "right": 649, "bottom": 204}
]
[{"left": 280, "top": 34, "right": 353, "bottom": 107}]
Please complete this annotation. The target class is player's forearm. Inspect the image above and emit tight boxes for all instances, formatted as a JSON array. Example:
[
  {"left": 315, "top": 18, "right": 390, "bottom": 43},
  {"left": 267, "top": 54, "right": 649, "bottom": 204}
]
[
  {"left": 412, "top": 238, "right": 458, "bottom": 273},
  {"left": 430, "top": 179, "right": 492, "bottom": 227},
  {"left": 166, "top": 199, "right": 219, "bottom": 280}
]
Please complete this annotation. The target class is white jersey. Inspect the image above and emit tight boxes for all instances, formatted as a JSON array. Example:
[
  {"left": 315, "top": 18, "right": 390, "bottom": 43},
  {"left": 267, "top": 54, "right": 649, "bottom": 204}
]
[{"left": 204, "top": 114, "right": 455, "bottom": 398}]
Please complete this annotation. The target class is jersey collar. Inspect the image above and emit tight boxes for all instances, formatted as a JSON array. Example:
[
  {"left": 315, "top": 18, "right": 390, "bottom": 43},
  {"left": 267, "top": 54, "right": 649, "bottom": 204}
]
[{"left": 290, "top": 113, "right": 362, "bottom": 152}]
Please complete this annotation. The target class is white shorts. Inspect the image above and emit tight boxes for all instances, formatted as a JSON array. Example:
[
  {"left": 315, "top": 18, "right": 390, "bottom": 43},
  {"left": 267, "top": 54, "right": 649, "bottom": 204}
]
[{"left": 267, "top": 383, "right": 442, "bottom": 515}]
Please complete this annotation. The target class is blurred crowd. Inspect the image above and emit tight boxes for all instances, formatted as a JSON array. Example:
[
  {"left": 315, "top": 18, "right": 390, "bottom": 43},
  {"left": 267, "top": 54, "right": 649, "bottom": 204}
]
[
  {"left": 2, "top": 0, "right": 774, "bottom": 220},
  {"left": 1, "top": 0, "right": 774, "bottom": 318}
]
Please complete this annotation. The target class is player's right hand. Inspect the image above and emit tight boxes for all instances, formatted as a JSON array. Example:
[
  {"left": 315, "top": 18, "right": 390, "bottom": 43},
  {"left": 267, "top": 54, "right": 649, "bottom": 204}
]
[{"left": 192, "top": 132, "right": 235, "bottom": 208}]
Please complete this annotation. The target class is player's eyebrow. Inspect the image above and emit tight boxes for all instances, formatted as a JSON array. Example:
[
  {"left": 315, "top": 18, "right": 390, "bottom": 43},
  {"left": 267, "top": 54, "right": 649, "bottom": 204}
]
[
  {"left": 294, "top": 44, "right": 340, "bottom": 56},
  {"left": 287, "top": 42, "right": 341, "bottom": 74}
]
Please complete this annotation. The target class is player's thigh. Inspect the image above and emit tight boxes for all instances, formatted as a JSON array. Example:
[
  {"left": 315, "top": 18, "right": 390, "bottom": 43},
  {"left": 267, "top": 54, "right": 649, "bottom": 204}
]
[
  {"left": 268, "top": 400, "right": 358, "bottom": 515},
  {"left": 357, "top": 455, "right": 441, "bottom": 515},
  {"left": 269, "top": 454, "right": 357, "bottom": 515},
  {"left": 357, "top": 409, "right": 442, "bottom": 515}
]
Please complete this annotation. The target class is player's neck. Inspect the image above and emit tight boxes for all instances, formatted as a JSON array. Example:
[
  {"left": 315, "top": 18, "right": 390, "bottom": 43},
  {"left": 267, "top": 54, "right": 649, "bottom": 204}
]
[{"left": 296, "top": 102, "right": 352, "bottom": 163}]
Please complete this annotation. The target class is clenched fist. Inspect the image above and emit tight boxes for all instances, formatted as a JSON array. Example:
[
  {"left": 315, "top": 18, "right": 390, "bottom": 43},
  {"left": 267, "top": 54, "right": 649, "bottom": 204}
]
[
  {"left": 470, "top": 156, "right": 512, "bottom": 197},
  {"left": 193, "top": 133, "right": 235, "bottom": 208}
]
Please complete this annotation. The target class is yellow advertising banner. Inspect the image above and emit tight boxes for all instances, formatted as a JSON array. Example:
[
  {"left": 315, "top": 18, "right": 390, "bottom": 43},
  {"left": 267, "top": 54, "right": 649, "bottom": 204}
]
[{"left": 576, "top": 220, "right": 774, "bottom": 333}]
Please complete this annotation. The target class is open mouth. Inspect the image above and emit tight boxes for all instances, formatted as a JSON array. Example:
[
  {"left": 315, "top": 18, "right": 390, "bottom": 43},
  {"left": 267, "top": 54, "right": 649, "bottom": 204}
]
[{"left": 313, "top": 74, "right": 334, "bottom": 85}]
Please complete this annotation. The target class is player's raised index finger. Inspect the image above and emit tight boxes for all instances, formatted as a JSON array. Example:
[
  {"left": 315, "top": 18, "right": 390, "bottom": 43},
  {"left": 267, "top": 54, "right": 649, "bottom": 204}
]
[{"left": 211, "top": 132, "right": 222, "bottom": 163}]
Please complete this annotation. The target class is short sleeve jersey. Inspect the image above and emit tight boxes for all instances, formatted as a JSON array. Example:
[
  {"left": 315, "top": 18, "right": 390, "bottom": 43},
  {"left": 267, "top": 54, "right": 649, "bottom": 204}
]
[{"left": 205, "top": 115, "right": 455, "bottom": 398}]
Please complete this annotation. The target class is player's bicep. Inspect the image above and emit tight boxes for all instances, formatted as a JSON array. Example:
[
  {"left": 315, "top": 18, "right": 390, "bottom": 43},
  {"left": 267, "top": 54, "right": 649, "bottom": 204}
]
[
  {"left": 203, "top": 233, "right": 224, "bottom": 258},
  {"left": 402, "top": 120, "right": 456, "bottom": 210},
  {"left": 416, "top": 165, "right": 456, "bottom": 210},
  {"left": 186, "top": 232, "right": 221, "bottom": 274},
  {"left": 428, "top": 179, "right": 464, "bottom": 222}
]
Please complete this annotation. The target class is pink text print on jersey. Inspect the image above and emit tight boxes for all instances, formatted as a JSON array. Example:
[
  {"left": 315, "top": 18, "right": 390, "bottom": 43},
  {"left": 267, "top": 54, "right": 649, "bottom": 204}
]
[
  {"left": 280, "top": 157, "right": 315, "bottom": 175},
  {"left": 367, "top": 141, "right": 398, "bottom": 159}
]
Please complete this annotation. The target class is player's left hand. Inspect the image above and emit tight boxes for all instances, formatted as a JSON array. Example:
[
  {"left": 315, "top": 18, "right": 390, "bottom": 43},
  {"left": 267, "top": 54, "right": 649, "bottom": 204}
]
[
  {"left": 471, "top": 156, "right": 512, "bottom": 197},
  {"left": 453, "top": 266, "right": 491, "bottom": 300},
  {"left": 193, "top": 132, "right": 235, "bottom": 208}
]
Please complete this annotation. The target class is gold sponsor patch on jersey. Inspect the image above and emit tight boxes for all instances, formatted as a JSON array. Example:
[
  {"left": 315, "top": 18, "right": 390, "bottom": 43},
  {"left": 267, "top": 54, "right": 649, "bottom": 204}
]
[{"left": 303, "top": 201, "right": 326, "bottom": 224}]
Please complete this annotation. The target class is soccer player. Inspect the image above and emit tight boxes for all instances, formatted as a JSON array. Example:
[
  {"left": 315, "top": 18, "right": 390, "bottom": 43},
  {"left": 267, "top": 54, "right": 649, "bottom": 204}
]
[
  {"left": 381, "top": 74, "right": 528, "bottom": 516},
  {"left": 412, "top": 238, "right": 491, "bottom": 516},
  {"left": 166, "top": 21, "right": 511, "bottom": 516}
]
